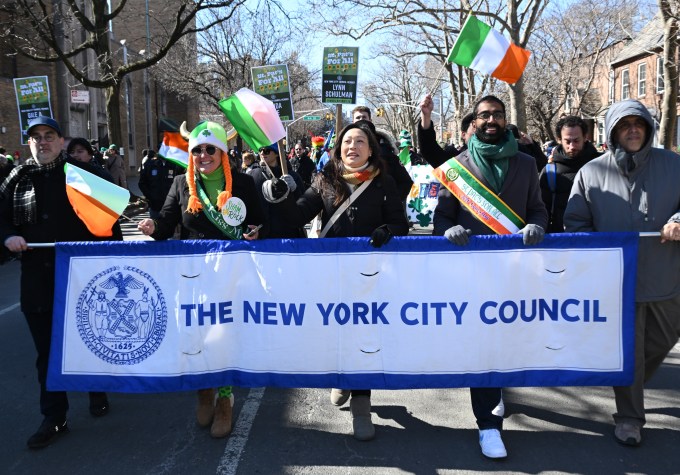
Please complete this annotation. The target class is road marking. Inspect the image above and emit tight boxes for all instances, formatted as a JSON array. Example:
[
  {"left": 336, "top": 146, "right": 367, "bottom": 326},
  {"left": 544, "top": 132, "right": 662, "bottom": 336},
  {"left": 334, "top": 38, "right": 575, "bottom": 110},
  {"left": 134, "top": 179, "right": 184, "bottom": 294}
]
[
  {"left": 216, "top": 387, "right": 265, "bottom": 475},
  {"left": 0, "top": 303, "right": 20, "bottom": 316}
]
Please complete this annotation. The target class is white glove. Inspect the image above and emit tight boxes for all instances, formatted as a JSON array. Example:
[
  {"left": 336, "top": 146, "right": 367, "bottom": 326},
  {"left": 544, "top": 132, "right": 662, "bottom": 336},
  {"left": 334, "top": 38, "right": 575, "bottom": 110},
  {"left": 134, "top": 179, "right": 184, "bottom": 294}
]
[
  {"left": 280, "top": 174, "right": 297, "bottom": 193},
  {"left": 444, "top": 225, "right": 472, "bottom": 246},
  {"left": 518, "top": 224, "right": 545, "bottom": 245},
  {"left": 262, "top": 178, "right": 289, "bottom": 203}
]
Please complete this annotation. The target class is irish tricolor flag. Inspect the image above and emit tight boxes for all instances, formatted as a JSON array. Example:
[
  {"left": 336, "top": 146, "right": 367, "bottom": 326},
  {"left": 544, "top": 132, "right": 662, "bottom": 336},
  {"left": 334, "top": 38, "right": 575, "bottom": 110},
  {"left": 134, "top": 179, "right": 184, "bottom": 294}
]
[
  {"left": 158, "top": 131, "right": 189, "bottom": 168},
  {"left": 447, "top": 15, "right": 530, "bottom": 85},
  {"left": 218, "top": 88, "right": 286, "bottom": 151},
  {"left": 64, "top": 163, "right": 130, "bottom": 237}
]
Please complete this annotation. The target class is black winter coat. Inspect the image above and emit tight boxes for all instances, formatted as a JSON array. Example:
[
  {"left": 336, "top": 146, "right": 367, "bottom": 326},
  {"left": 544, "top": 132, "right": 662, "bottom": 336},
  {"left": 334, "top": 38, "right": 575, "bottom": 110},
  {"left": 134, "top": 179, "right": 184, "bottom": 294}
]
[
  {"left": 246, "top": 161, "right": 306, "bottom": 238},
  {"left": 538, "top": 142, "right": 601, "bottom": 233},
  {"left": 279, "top": 172, "right": 409, "bottom": 238},
  {"left": 138, "top": 158, "right": 180, "bottom": 211},
  {"left": 152, "top": 172, "right": 265, "bottom": 240},
  {"left": 374, "top": 130, "right": 413, "bottom": 202},
  {"left": 0, "top": 154, "right": 123, "bottom": 313},
  {"left": 417, "top": 122, "right": 462, "bottom": 168},
  {"left": 289, "top": 154, "right": 316, "bottom": 190}
]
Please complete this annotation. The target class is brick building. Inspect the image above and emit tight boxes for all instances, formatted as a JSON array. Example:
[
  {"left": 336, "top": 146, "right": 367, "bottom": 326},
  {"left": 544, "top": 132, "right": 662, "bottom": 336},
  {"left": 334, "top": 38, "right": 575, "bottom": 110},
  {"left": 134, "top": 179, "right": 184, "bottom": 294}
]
[
  {"left": 605, "top": 15, "right": 670, "bottom": 147},
  {"left": 572, "top": 15, "right": 675, "bottom": 148},
  {"left": 0, "top": 1, "right": 198, "bottom": 175}
]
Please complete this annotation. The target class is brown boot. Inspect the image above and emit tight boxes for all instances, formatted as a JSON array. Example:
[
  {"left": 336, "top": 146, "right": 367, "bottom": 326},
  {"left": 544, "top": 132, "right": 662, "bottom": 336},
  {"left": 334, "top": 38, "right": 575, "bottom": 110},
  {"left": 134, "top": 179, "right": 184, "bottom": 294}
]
[
  {"left": 196, "top": 389, "right": 215, "bottom": 427},
  {"left": 350, "top": 396, "right": 375, "bottom": 441},
  {"left": 210, "top": 396, "right": 233, "bottom": 438}
]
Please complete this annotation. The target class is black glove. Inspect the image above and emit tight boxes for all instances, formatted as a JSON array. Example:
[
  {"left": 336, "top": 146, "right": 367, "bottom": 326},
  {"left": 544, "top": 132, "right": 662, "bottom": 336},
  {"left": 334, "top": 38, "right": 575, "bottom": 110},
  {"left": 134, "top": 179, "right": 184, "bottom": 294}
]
[
  {"left": 370, "top": 225, "right": 393, "bottom": 248},
  {"left": 518, "top": 224, "right": 545, "bottom": 245},
  {"left": 444, "top": 225, "right": 472, "bottom": 245},
  {"left": 262, "top": 177, "right": 289, "bottom": 203}
]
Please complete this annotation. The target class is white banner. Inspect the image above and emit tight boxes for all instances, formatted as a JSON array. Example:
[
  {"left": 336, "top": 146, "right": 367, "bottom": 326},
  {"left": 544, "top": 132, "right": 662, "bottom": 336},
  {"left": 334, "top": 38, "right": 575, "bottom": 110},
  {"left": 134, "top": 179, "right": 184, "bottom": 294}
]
[{"left": 48, "top": 233, "right": 638, "bottom": 392}]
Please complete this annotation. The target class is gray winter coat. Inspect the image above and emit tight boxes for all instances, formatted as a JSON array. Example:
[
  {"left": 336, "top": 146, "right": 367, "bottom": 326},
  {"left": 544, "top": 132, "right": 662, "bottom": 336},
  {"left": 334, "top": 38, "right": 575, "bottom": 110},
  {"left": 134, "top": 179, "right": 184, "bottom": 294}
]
[{"left": 564, "top": 99, "right": 680, "bottom": 302}]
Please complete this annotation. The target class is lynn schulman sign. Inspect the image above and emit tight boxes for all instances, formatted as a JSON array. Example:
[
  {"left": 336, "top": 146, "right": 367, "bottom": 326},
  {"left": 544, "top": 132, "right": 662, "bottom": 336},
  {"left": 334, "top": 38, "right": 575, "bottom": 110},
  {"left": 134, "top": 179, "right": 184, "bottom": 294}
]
[
  {"left": 321, "top": 47, "right": 359, "bottom": 104},
  {"left": 48, "top": 233, "right": 637, "bottom": 393}
]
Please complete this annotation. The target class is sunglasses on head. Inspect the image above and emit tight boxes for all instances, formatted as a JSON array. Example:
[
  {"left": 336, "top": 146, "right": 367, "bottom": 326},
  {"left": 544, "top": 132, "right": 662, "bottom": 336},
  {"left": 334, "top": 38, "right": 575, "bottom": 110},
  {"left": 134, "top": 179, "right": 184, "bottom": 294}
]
[
  {"left": 191, "top": 145, "right": 217, "bottom": 156},
  {"left": 259, "top": 148, "right": 275, "bottom": 154}
]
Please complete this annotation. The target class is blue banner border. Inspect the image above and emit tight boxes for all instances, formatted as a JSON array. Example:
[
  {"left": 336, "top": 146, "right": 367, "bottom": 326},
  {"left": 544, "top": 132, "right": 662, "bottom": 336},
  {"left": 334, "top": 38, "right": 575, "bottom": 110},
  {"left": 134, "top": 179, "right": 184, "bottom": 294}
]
[{"left": 49, "top": 232, "right": 638, "bottom": 392}]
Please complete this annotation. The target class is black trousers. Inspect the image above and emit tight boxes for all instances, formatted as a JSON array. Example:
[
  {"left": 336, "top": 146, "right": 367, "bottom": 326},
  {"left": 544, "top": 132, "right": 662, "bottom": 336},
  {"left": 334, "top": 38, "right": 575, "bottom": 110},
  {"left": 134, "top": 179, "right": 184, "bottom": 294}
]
[
  {"left": 471, "top": 387, "right": 503, "bottom": 430},
  {"left": 24, "top": 311, "right": 69, "bottom": 422},
  {"left": 24, "top": 311, "right": 107, "bottom": 423}
]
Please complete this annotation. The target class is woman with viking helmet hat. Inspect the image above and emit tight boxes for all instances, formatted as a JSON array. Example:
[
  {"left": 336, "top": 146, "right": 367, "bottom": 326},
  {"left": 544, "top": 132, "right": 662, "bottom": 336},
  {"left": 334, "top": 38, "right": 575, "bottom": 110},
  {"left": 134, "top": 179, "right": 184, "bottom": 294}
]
[{"left": 138, "top": 121, "right": 265, "bottom": 438}]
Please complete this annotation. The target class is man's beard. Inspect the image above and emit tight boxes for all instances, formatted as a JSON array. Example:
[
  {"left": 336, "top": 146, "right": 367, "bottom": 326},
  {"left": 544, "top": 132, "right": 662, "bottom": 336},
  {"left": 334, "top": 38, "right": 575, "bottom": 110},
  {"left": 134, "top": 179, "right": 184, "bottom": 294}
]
[{"left": 475, "top": 124, "right": 505, "bottom": 144}]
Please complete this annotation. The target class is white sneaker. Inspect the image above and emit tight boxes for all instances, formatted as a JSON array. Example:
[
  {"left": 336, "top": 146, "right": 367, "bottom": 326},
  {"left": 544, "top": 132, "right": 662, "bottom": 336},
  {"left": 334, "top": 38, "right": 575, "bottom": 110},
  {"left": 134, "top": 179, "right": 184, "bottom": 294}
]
[
  {"left": 479, "top": 429, "right": 507, "bottom": 459},
  {"left": 492, "top": 396, "right": 505, "bottom": 417}
]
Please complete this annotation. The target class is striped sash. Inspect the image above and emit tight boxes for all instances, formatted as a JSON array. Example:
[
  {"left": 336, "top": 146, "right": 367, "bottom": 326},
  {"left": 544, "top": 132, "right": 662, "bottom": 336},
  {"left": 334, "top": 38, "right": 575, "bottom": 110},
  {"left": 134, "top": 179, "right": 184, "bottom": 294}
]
[{"left": 433, "top": 158, "right": 525, "bottom": 234}]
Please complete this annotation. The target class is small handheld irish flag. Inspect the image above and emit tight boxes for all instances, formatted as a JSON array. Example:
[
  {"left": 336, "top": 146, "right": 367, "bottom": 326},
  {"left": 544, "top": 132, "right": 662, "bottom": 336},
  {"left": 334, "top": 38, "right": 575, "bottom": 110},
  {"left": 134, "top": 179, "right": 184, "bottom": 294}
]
[
  {"left": 64, "top": 163, "right": 130, "bottom": 237},
  {"left": 158, "top": 131, "right": 189, "bottom": 168},
  {"left": 218, "top": 88, "right": 286, "bottom": 151},
  {"left": 447, "top": 14, "right": 530, "bottom": 85}
]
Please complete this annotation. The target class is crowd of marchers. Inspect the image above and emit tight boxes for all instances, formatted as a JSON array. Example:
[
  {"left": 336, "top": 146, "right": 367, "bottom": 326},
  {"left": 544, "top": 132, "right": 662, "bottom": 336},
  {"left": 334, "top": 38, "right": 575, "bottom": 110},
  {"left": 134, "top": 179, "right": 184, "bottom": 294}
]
[{"left": 1, "top": 94, "right": 679, "bottom": 460}]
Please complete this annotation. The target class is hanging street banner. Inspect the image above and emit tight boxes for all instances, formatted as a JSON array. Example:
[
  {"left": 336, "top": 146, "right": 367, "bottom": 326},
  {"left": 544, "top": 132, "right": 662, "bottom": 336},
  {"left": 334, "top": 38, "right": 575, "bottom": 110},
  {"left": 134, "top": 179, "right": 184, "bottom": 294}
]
[
  {"left": 14, "top": 76, "right": 54, "bottom": 145},
  {"left": 48, "top": 233, "right": 637, "bottom": 393},
  {"left": 321, "top": 47, "right": 359, "bottom": 104},
  {"left": 251, "top": 64, "right": 294, "bottom": 122}
]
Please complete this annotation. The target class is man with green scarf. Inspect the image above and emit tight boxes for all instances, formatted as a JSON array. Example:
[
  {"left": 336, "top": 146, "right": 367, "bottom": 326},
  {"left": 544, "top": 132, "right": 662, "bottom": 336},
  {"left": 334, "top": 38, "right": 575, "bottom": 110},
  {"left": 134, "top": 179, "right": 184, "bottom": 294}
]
[{"left": 424, "top": 95, "right": 548, "bottom": 459}]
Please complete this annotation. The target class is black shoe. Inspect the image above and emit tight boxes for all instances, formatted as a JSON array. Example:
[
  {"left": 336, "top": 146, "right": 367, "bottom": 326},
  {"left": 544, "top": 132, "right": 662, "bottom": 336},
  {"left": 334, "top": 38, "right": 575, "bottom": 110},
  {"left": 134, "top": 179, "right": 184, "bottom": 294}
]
[
  {"left": 89, "top": 392, "right": 110, "bottom": 417},
  {"left": 27, "top": 419, "right": 69, "bottom": 449}
]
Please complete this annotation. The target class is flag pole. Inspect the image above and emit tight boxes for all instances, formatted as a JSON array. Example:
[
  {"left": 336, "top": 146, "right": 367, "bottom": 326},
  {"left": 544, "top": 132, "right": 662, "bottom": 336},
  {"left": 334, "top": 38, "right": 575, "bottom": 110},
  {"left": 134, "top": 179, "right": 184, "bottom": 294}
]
[
  {"left": 276, "top": 138, "right": 288, "bottom": 175},
  {"left": 428, "top": 61, "right": 449, "bottom": 98},
  {"left": 24, "top": 232, "right": 664, "bottom": 249}
]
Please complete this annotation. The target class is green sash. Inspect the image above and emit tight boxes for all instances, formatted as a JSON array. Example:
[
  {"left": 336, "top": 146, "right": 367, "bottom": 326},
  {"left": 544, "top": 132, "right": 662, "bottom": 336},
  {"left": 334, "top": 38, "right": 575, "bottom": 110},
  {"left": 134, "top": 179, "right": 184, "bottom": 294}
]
[
  {"left": 433, "top": 158, "right": 525, "bottom": 234},
  {"left": 194, "top": 177, "right": 243, "bottom": 240}
]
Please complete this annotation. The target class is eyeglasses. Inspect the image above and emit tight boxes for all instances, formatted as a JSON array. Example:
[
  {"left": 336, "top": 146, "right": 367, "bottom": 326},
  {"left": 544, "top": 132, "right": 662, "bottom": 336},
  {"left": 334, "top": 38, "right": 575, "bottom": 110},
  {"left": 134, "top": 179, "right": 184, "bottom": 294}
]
[
  {"left": 29, "top": 133, "right": 58, "bottom": 143},
  {"left": 475, "top": 111, "right": 505, "bottom": 121},
  {"left": 191, "top": 145, "right": 217, "bottom": 156}
]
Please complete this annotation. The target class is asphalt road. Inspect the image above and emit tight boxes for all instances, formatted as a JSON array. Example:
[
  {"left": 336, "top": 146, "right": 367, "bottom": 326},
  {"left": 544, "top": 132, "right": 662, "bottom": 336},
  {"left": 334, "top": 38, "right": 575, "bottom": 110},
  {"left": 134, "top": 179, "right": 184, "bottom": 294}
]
[{"left": 0, "top": 206, "right": 678, "bottom": 474}]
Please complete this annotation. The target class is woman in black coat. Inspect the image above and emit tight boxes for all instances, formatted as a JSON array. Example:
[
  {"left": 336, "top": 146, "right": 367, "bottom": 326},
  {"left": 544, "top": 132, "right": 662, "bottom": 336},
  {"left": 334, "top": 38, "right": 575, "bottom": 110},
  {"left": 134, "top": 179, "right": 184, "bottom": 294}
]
[
  {"left": 265, "top": 121, "right": 409, "bottom": 441},
  {"left": 138, "top": 121, "right": 264, "bottom": 439}
]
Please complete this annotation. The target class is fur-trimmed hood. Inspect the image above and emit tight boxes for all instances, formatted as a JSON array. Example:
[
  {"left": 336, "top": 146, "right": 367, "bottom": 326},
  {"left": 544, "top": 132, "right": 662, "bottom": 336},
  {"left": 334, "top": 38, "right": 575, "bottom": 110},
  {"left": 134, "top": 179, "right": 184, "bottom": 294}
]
[{"left": 373, "top": 128, "right": 399, "bottom": 156}]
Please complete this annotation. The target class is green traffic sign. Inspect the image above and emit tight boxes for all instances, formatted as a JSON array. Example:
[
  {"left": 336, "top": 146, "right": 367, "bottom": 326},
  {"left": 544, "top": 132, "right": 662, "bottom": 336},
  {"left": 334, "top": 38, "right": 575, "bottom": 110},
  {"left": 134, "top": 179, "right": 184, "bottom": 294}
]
[{"left": 303, "top": 115, "right": 322, "bottom": 121}]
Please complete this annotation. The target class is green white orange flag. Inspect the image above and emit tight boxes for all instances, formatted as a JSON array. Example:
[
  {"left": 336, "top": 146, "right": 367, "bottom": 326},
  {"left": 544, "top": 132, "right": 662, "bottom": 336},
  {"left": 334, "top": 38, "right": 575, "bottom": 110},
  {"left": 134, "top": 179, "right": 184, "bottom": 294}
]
[
  {"left": 158, "top": 131, "right": 189, "bottom": 168},
  {"left": 64, "top": 163, "right": 130, "bottom": 237},
  {"left": 447, "top": 15, "right": 530, "bottom": 85},
  {"left": 218, "top": 88, "right": 286, "bottom": 151}
]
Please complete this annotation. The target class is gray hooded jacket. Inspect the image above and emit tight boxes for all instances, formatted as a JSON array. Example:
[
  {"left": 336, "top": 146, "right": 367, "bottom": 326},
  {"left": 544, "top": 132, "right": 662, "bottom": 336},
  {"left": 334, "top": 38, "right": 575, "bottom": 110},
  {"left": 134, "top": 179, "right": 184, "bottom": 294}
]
[{"left": 564, "top": 99, "right": 680, "bottom": 302}]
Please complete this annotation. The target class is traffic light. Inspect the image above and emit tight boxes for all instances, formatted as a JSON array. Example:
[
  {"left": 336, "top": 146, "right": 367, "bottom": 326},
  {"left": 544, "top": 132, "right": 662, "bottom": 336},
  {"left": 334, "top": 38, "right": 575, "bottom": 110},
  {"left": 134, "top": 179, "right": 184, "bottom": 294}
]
[
  {"left": 376, "top": 107, "right": 385, "bottom": 117},
  {"left": 324, "top": 112, "right": 334, "bottom": 120}
]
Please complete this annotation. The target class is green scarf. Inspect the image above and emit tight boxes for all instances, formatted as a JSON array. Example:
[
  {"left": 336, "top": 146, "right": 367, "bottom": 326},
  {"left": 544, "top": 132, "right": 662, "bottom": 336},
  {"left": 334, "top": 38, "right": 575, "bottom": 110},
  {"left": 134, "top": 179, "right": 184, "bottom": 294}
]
[
  {"left": 199, "top": 165, "right": 225, "bottom": 205},
  {"left": 467, "top": 131, "right": 518, "bottom": 193}
]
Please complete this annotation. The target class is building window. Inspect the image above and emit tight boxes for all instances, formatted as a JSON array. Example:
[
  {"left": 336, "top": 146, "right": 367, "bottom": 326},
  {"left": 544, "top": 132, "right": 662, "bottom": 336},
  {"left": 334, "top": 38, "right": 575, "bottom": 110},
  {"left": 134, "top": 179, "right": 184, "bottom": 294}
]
[
  {"left": 597, "top": 120, "right": 605, "bottom": 146},
  {"left": 621, "top": 69, "right": 630, "bottom": 100},
  {"left": 608, "top": 70, "right": 615, "bottom": 104},
  {"left": 657, "top": 56, "right": 664, "bottom": 94},
  {"left": 638, "top": 63, "right": 646, "bottom": 97}
]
